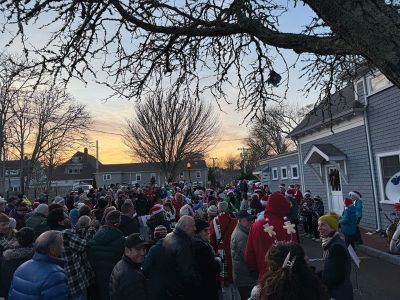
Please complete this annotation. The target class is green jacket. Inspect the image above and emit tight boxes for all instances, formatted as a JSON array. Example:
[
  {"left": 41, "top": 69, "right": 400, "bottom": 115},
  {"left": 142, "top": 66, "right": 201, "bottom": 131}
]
[
  {"left": 25, "top": 213, "right": 49, "bottom": 236},
  {"left": 88, "top": 225, "right": 125, "bottom": 300},
  {"left": 224, "top": 195, "right": 240, "bottom": 212}
]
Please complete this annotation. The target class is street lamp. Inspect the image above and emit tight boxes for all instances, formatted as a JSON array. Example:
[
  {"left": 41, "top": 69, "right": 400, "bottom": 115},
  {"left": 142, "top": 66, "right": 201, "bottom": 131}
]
[{"left": 186, "top": 162, "right": 192, "bottom": 183}]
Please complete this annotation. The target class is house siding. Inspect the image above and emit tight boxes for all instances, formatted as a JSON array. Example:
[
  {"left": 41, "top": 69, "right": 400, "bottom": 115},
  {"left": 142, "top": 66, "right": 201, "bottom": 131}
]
[
  {"left": 300, "top": 125, "right": 376, "bottom": 230},
  {"left": 259, "top": 153, "right": 301, "bottom": 191},
  {"left": 95, "top": 168, "right": 208, "bottom": 188},
  {"left": 366, "top": 85, "right": 400, "bottom": 229}
]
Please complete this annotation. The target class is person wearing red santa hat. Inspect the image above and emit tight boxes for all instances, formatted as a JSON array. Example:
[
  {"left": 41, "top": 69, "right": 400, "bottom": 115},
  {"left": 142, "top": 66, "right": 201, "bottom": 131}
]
[
  {"left": 146, "top": 204, "right": 172, "bottom": 240},
  {"left": 245, "top": 192, "right": 297, "bottom": 280}
]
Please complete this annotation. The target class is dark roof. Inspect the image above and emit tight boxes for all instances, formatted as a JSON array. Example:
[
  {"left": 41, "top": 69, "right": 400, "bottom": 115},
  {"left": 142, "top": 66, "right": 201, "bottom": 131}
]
[
  {"left": 289, "top": 85, "right": 365, "bottom": 138},
  {"left": 304, "top": 144, "right": 346, "bottom": 165},
  {"left": 97, "top": 160, "right": 207, "bottom": 174},
  {"left": 258, "top": 151, "right": 298, "bottom": 164},
  {"left": 51, "top": 150, "right": 101, "bottom": 181},
  {"left": 313, "top": 144, "right": 346, "bottom": 157}
]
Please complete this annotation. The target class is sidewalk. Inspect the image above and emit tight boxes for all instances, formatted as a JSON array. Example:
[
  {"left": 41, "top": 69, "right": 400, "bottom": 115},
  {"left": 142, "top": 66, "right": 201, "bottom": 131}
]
[{"left": 357, "top": 227, "right": 400, "bottom": 266}]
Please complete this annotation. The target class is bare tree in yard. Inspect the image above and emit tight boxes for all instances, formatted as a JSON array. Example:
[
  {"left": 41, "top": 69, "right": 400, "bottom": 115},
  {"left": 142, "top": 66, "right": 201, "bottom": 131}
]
[
  {"left": 246, "top": 104, "right": 302, "bottom": 171},
  {"left": 1, "top": 1, "right": 400, "bottom": 120},
  {"left": 8, "top": 85, "right": 91, "bottom": 193},
  {"left": 124, "top": 90, "right": 219, "bottom": 182}
]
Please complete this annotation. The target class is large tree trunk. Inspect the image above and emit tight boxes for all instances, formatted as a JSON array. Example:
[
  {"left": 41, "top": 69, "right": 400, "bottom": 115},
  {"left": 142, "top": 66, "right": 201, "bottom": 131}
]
[{"left": 304, "top": 0, "right": 400, "bottom": 85}]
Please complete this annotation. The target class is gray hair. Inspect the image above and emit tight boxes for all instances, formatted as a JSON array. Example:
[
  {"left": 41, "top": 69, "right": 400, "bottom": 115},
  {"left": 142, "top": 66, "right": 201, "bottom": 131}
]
[
  {"left": 176, "top": 215, "right": 194, "bottom": 230},
  {"left": 34, "top": 230, "right": 63, "bottom": 255},
  {"left": 121, "top": 201, "right": 134, "bottom": 213},
  {"left": 76, "top": 215, "right": 91, "bottom": 229}
]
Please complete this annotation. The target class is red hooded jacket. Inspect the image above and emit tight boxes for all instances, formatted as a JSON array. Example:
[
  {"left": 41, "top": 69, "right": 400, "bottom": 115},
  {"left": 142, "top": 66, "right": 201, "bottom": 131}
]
[{"left": 245, "top": 192, "right": 297, "bottom": 279}]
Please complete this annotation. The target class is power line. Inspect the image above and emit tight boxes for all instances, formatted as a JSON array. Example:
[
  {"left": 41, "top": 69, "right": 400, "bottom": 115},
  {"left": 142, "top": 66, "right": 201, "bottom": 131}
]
[{"left": 86, "top": 128, "right": 246, "bottom": 142}]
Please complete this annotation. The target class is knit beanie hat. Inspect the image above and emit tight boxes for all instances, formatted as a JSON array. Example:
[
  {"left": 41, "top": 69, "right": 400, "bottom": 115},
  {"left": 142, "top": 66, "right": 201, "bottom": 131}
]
[
  {"left": 54, "top": 196, "right": 65, "bottom": 206},
  {"left": 154, "top": 225, "right": 168, "bottom": 239},
  {"left": 149, "top": 204, "right": 164, "bottom": 216},
  {"left": 304, "top": 190, "right": 311, "bottom": 196},
  {"left": 69, "top": 208, "right": 79, "bottom": 224},
  {"left": 207, "top": 205, "right": 218, "bottom": 217},
  {"left": 35, "top": 204, "right": 48, "bottom": 215},
  {"left": 344, "top": 198, "right": 353, "bottom": 207},
  {"left": 179, "top": 204, "right": 192, "bottom": 217},
  {"left": 32, "top": 202, "right": 40, "bottom": 209},
  {"left": 265, "top": 192, "right": 290, "bottom": 218},
  {"left": 195, "top": 218, "right": 209, "bottom": 234},
  {"left": 217, "top": 201, "right": 229, "bottom": 213},
  {"left": 319, "top": 212, "right": 340, "bottom": 231},
  {"left": 105, "top": 210, "right": 121, "bottom": 226}
]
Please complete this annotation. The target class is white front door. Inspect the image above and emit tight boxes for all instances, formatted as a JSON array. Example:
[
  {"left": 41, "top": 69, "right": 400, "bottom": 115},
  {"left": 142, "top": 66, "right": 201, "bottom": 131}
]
[{"left": 326, "top": 166, "right": 344, "bottom": 214}]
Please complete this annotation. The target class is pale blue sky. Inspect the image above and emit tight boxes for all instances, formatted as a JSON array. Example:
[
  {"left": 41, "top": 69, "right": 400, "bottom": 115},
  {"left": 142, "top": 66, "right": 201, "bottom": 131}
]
[{"left": 1, "top": 1, "right": 320, "bottom": 164}]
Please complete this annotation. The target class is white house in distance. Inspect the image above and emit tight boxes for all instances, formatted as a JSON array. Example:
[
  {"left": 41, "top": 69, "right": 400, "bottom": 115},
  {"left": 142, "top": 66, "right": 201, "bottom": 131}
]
[{"left": 255, "top": 70, "right": 399, "bottom": 231}]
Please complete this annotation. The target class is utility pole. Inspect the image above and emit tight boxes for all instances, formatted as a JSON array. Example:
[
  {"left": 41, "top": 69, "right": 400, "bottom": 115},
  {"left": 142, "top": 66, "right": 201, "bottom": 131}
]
[
  {"left": 237, "top": 147, "right": 250, "bottom": 175},
  {"left": 210, "top": 157, "right": 218, "bottom": 169}
]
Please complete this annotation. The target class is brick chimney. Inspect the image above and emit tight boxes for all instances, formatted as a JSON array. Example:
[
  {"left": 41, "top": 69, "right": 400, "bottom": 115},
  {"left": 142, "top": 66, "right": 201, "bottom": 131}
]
[{"left": 83, "top": 148, "right": 88, "bottom": 160}]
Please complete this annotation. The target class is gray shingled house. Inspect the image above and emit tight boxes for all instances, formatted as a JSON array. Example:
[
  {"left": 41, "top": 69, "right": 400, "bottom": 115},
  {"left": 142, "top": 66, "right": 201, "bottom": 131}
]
[
  {"left": 94, "top": 160, "right": 208, "bottom": 187},
  {"left": 256, "top": 70, "right": 398, "bottom": 231}
]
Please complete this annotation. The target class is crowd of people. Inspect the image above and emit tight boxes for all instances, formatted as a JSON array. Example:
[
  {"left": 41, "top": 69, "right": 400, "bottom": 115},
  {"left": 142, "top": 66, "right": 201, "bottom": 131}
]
[{"left": 0, "top": 181, "right": 362, "bottom": 300}]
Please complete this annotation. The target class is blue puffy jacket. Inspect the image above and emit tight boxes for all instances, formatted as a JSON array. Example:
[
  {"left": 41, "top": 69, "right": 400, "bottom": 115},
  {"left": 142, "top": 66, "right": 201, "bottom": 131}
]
[
  {"left": 339, "top": 205, "right": 357, "bottom": 235},
  {"left": 8, "top": 253, "right": 67, "bottom": 300}
]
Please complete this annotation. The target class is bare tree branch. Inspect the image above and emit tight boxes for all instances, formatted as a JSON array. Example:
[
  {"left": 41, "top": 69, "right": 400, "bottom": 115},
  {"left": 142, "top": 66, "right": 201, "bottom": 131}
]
[{"left": 124, "top": 88, "right": 219, "bottom": 181}]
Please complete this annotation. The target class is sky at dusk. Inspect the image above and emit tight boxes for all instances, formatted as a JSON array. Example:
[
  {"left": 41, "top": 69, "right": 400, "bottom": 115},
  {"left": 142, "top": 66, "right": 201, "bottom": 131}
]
[{"left": 1, "top": 2, "right": 320, "bottom": 166}]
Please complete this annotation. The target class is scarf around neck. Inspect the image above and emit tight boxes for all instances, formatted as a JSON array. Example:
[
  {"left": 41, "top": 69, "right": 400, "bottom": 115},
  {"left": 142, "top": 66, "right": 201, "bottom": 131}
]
[{"left": 321, "top": 231, "right": 339, "bottom": 248}]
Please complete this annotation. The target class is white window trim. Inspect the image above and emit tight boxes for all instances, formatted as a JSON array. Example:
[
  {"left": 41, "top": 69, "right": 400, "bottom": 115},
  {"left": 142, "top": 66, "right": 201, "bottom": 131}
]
[
  {"left": 195, "top": 171, "right": 201, "bottom": 178},
  {"left": 103, "top": 174, "right": 111, "bottom": 181},
  {"left": 290, "top": 164, "right": 299, "bottom": 179},
  {"left": 136, "top": 173, "right": 142, "bottom": 181},
  {"left": 366, "top": 71, "right": 393, "bottom": 97},
  {"left": 272, "top": 167, "right": 278, "bottom": 180},
  {"left": 281, "top": 167, "right": 288, "bottom": 180},
  {"left": 376, "top": 150, "right": 400, "bottom": 204}
]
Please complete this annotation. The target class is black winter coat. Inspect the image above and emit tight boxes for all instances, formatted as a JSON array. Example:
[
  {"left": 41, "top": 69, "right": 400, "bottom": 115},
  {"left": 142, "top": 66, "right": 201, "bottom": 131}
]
[
  {"left": 162, "top": 228, "right": 200, "bottom": 299},
  {"left": 143, "top": 239, "right": 169, "bottom": 300},
  {"left": 192, "top": 237, "right": 220, "bottom": 300},
  {"left": 0, "top": 246, "right": 34, "bottom": 298},
  {"left": 135, "top": 196, "right": 151, "bottom": 216},
  {"left": 119, "top": 215, "right": 140, "bottom": 237},
  {"left": 146, "top": 215, "right": 172, "bottom": 239},
  {"left": 109, "top": 255, "right": 146, "bottom": 300},
  {"left": 322, "top": 234, "right": 353, "bottom": 300}
]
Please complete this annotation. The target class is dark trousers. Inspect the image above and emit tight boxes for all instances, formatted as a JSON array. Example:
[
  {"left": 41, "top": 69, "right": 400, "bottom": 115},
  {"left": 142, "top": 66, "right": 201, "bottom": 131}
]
[
  {"left": 312, "top": 222, "right": 320, "bottom": 239},
  {"left": 294, "top": 221, "right": 300, "bottom": 243},
  {"left": 303, "top": 215, "right": 313, "bottom": 234},
  {"left": 344, "top": 234, "right": 356, "bottom": 250},
  {"left": 238, "top": 286, "right": 253, "bottom": 300},
  {"left": 355, "top": 218, "right": 363, "bottom": 243}
]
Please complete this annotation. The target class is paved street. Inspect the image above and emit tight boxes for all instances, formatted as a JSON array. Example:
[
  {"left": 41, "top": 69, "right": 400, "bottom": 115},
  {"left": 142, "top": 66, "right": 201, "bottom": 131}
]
[{"left": 300, "top": 235, "right": 399, "bottom": 300}]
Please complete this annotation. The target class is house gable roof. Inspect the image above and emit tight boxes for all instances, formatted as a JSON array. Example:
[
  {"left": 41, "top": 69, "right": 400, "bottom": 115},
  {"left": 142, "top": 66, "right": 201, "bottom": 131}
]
[
  {"left": 304, "top": 144, "right": 346, "bottom": 165},
  {"left": 52, "top": 150, "right": 101, "bottom": 181},
  {"left": 289, "top": 85, "right": 365, "bottom": 139}
]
